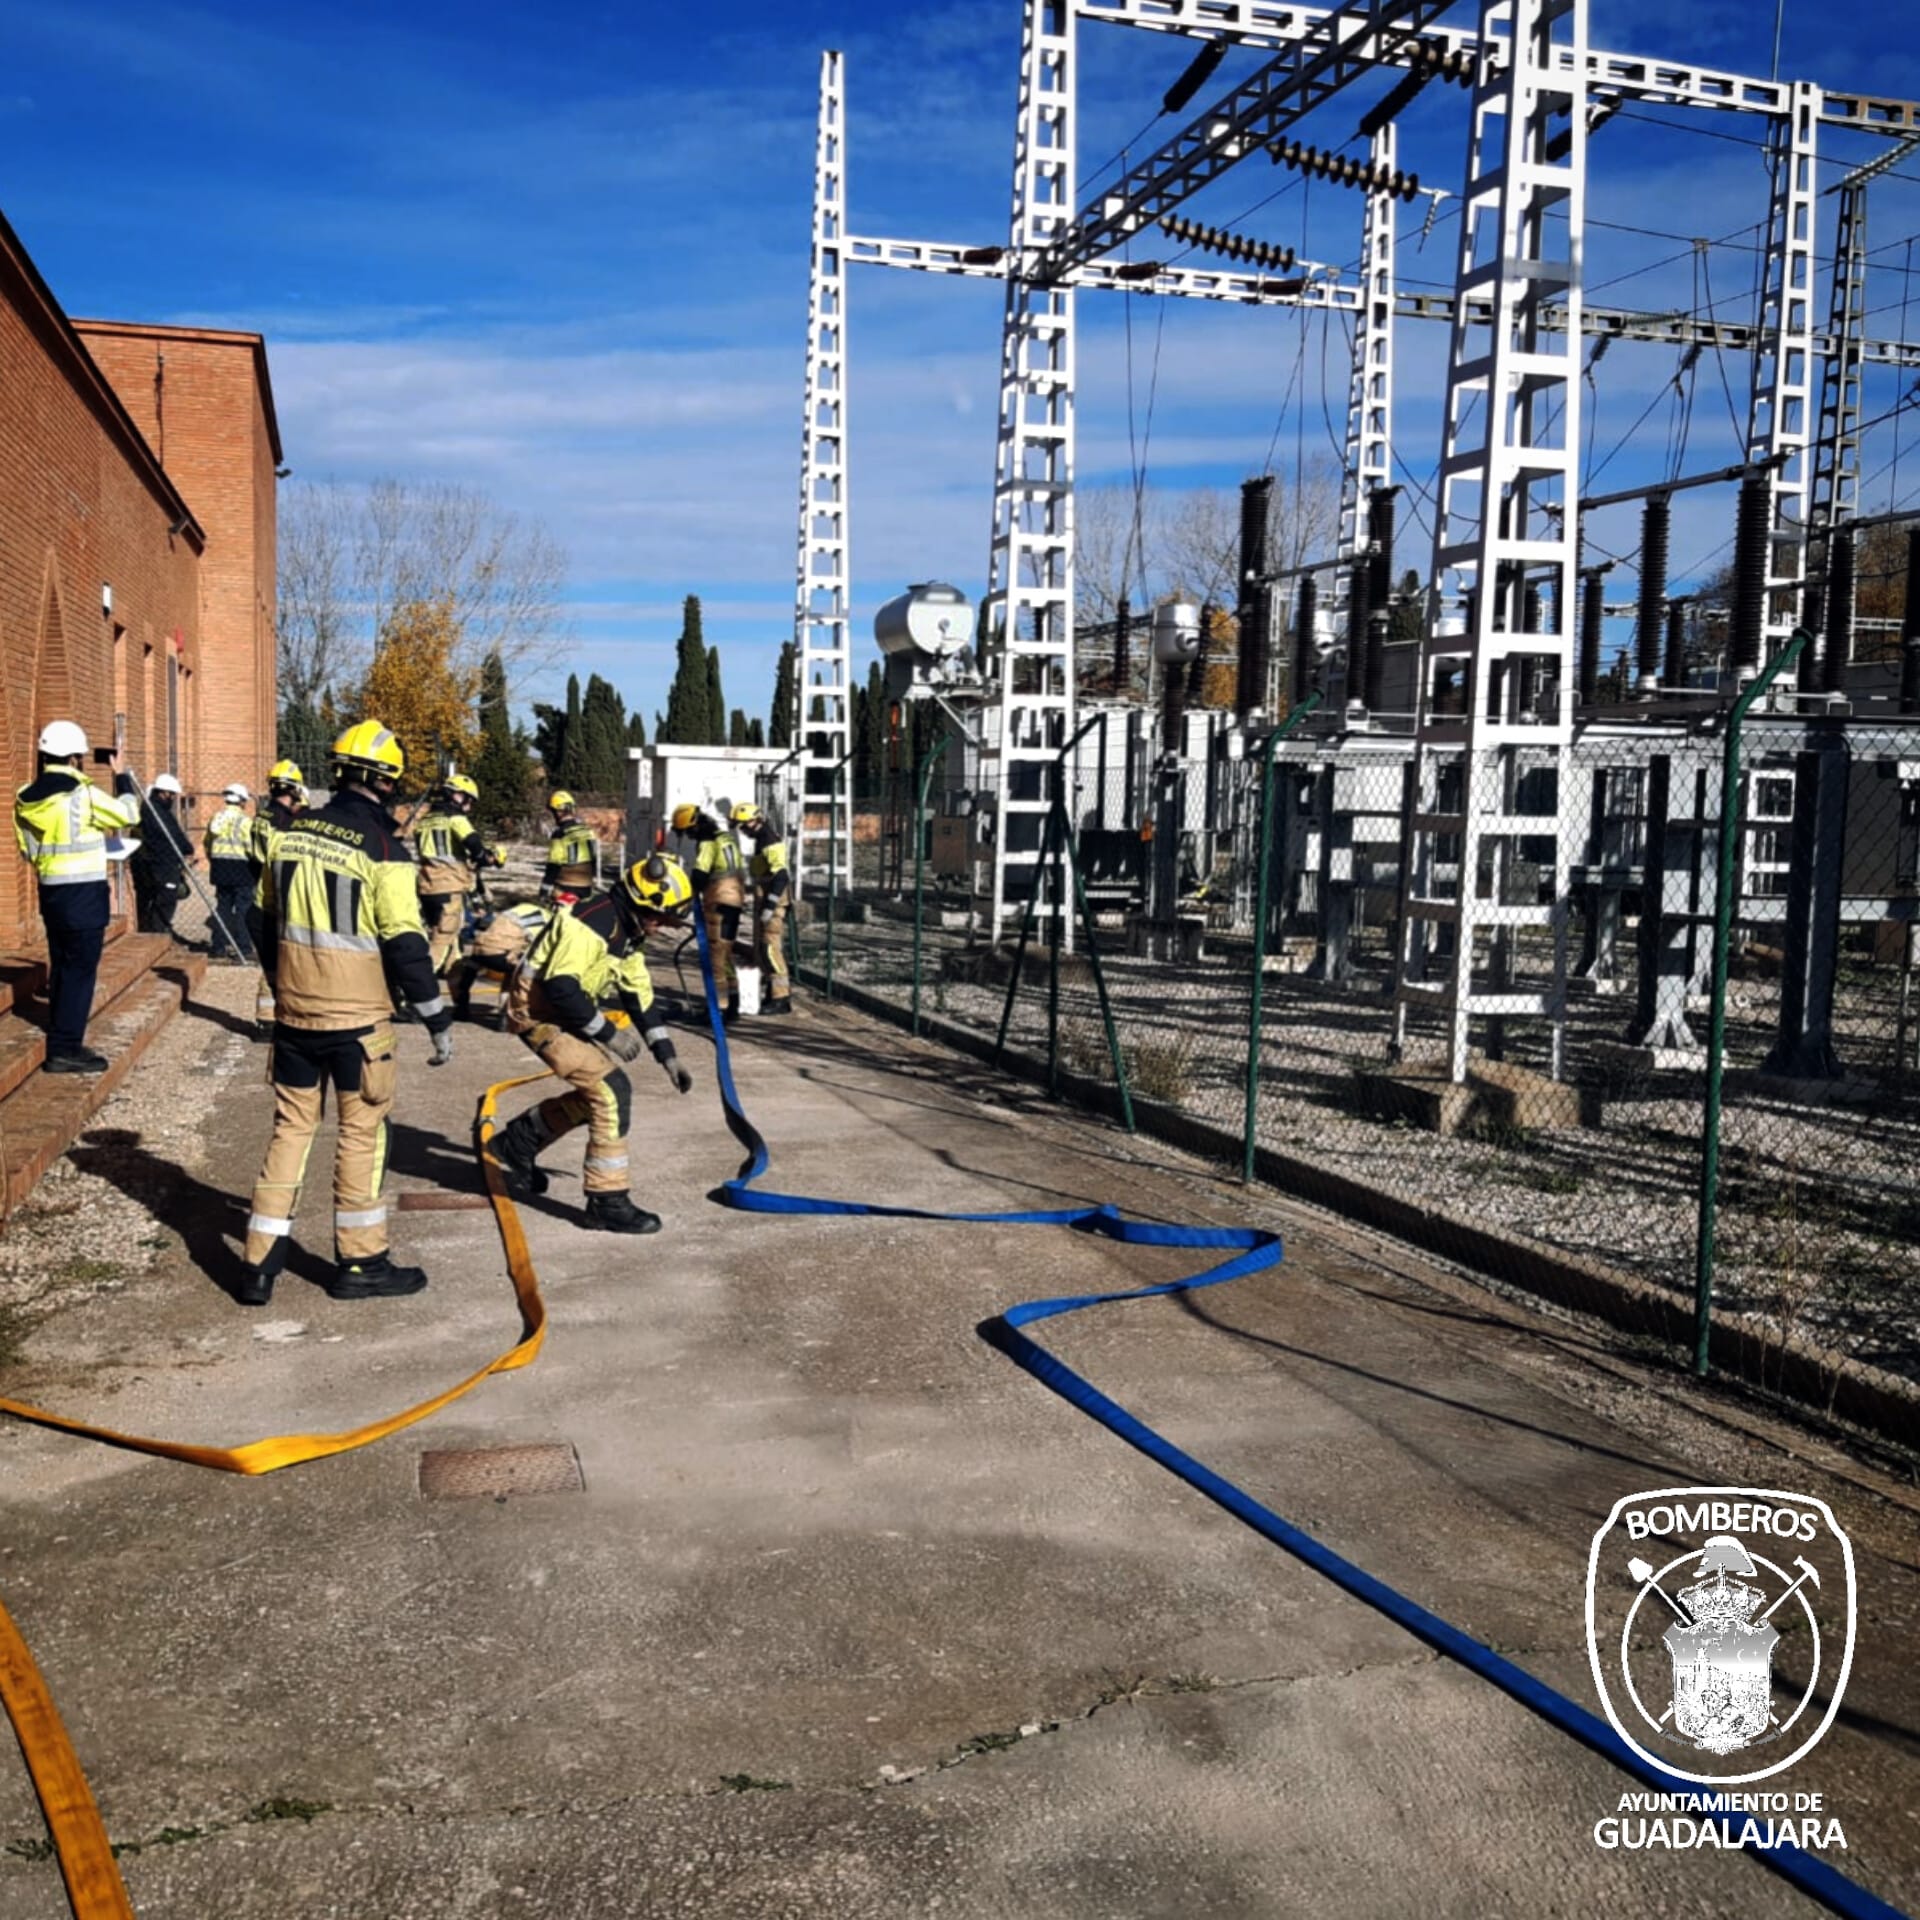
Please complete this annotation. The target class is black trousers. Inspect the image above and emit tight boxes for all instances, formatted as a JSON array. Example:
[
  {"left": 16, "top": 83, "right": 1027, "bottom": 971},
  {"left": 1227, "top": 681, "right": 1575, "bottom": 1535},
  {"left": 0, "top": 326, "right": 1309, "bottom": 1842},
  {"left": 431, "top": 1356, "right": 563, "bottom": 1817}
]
[
  {"left": 40, "top": 883, "right": 109, "bottom": 1056},
  {"left": 133, "top": 869, "right": 182, "bottom": 936},
  {"left": 211, "top": 864, "right": 255, "bottom": 959}
]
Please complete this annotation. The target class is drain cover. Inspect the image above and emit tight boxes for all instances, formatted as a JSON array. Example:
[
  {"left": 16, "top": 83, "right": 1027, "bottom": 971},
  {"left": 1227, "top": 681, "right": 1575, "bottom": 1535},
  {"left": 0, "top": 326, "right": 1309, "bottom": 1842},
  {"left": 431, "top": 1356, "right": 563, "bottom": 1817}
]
[{"left": 418, "top": 1443, "right": 584, "bottom": 1501}]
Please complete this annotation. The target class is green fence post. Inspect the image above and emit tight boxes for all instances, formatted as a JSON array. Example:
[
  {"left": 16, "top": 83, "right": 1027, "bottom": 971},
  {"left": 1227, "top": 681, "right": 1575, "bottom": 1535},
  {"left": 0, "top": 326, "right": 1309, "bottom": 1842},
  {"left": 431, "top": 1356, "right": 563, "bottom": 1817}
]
[
  {"left": 1048, "top": 790, "right": 1063, "bottom": 1100},
  {"left": 1063, "top": 798, "right": 1136, "bottom": 1132},
  {"left": 1692, "top": 628, "right": 1809, "bottom": 1378},
  {"left": 911, "top": 731, "right": 949, "bottom": 1037},
  {"left": 1245, "top": 692, "right": 1323, "bottom": 1183},
  {"left": 824, "top": 742, "right": 857, "bottom": 1002}
]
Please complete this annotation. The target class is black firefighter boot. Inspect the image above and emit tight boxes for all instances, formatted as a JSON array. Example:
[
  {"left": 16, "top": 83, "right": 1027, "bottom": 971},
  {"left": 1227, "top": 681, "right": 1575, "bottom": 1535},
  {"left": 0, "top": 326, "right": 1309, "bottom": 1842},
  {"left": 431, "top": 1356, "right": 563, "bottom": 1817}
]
[
  {"left": 327, "top": 1255, "right": 429, "bottom": 1301},
  {"left": 234, "top": 1237, "right": 288, "bottom": 1309},
  {"left": 492, "top": 1112, "right": 551, "bottom": 1194},
  {"left": 584, "top": 1192, "right": 661, "bottom": 1235}
]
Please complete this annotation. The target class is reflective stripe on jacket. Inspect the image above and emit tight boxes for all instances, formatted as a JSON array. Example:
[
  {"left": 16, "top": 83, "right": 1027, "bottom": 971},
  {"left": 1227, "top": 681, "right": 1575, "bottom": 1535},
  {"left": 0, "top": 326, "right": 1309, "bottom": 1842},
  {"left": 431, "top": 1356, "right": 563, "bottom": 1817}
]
[
  {"left": 14, "top": 769, "right": 141, "bottom": 887},
  {"left": 207, "top": 805, "right": 252, "bottom": 863},
  {"left": 254, "top": 789, "right": 440, "bottom": 1030},
  {"left": 749, "top": 838, "right": 790, "bottom": 894}
]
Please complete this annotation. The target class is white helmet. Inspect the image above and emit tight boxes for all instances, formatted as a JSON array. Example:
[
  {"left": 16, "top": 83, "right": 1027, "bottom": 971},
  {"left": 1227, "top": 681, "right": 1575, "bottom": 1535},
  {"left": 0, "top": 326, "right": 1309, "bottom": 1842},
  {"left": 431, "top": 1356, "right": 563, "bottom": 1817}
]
[
  {"left": 38, "top": 720, "right": 89, "bottom": 759},
  {"left": 224, "top": 783, "right": 250, "bottom": 803},
  {"left": 152, "top": 773, "right": 183, "bottom": 794}
]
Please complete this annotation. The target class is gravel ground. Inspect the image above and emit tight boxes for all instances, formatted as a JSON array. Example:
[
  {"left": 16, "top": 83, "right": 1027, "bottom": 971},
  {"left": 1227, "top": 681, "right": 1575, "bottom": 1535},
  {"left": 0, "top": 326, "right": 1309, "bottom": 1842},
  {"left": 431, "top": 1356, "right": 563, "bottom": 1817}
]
[
  {"left": 816, "top": 905, "right": 1920, "bottom": 1390},
  {"left": 0, "top": 967, "right": 259, "bottom": 1360}
]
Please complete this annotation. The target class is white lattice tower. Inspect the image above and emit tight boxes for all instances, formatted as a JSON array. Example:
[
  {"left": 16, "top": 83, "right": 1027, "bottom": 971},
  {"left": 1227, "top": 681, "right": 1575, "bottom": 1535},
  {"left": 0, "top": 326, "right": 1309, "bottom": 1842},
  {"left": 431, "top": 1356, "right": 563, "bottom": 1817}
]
[
  {"left": 1395, "top": 0, "right": 1588, "bottom": 1084},
  {"left": 983, "top": 0, "right": 1078, "bottom": 943},
  {"left": 1336, "top": 123, "right": 1399, "bottom": 568},
  {"left": 1807, "top": 179, "right": 1867, "bottom": 577},
  {"left": 791, "top": 49, "right": 852, "bottom": 901},
  {"left": 1746, "top": 82, "right": 1820, "bottom": 656}
]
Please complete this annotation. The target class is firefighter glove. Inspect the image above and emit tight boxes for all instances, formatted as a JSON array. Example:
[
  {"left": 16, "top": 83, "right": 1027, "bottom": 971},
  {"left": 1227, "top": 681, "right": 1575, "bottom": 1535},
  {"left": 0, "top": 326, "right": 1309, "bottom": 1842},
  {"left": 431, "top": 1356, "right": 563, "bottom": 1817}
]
[{"left": 602, "top": 1022, "right": 645, "bottom": 1063}]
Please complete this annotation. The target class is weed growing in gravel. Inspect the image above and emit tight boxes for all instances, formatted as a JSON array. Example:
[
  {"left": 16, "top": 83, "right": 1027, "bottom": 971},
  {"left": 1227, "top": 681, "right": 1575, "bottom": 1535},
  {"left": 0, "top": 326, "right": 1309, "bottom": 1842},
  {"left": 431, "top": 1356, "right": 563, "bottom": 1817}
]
[
  {"left": 4, "top": 1837, "right": 54, "bottom": 1862},
  {"left": 718, "top": 1774, "right": 791, "bottom": 1793},
  {"left": 1164, "top": 1672, "right": 1219, "bottom": 1694},
  {"left": 245, "top": 1798, "right": 331, "bottom": 1825}
]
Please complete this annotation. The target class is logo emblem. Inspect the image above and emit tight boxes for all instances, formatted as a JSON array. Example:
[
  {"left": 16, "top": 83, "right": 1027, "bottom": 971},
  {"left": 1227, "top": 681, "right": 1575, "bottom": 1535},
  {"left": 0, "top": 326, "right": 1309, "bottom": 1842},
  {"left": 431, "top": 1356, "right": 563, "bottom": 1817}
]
[{"left": 1586, "top": 1488, "right": 1855, "bottom": 1785}]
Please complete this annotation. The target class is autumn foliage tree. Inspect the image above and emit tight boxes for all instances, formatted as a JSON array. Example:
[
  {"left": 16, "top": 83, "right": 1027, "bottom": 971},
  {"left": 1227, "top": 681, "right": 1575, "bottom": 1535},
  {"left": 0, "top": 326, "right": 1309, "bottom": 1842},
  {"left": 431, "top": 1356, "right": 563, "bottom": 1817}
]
[{"left": 356, "top": 596, "right": 481, "bottom": 796}]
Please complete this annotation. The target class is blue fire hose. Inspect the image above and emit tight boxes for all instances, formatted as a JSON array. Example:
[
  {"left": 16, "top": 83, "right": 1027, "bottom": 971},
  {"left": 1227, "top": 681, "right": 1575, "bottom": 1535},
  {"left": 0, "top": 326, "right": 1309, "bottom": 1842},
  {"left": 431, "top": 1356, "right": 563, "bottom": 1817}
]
[{"left": 688, "top": 916, "right": 1905, "bottom": 1920}]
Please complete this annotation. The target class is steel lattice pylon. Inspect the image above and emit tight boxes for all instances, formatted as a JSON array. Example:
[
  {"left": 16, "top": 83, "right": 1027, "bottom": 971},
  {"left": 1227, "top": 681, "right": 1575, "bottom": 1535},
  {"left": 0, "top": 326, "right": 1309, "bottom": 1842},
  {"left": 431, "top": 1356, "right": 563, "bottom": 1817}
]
[
  {"left": 1394, "top": 0, "right": 1588, "bottom": 1083},
  {"left": 1803, "top": 177, "right": 1868, "bottom": 646},
  {"left": 983, "top": 0, "right": 1079, "bottom": 942},
  {"left": 1336, "top": 122, "right": 1399, "bottom": 571},
  {"left": 1747, "top": 82, "right": 1820, "bottom": 655},
  {"left": 792, "top": 49, "right": 853, "bottom": 902}
]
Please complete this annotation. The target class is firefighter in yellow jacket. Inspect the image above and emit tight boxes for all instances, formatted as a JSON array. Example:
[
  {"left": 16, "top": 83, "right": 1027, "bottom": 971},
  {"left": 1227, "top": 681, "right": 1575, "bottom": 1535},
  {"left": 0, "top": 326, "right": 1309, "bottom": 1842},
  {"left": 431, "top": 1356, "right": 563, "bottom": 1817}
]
[
  {"left": 414, "top": 773, "right": 499, "bottom": 974},
  {"left": 205, "top": 783, "right": 255, "bottom": 961},
  {"left": 672, "top": 801, "right": 746, "bottom": 1015},
  {"left": 492, "top": 854, "right": 695, "bottom": 1235},
  {"left": 13, "top": 721, "right": 142, "bottom": 1075},
  {"left": 236, "top": 720, "right": 456, "bottom": 1308},
  {"left": 540, "top": 791, "right": 598, "bottom": 901},
  {"left": 734, "top": 802, "right": 793, "bottom": 1015},
  {"left": 250, "top": 760, "right": 306, "bottom": 1029}
]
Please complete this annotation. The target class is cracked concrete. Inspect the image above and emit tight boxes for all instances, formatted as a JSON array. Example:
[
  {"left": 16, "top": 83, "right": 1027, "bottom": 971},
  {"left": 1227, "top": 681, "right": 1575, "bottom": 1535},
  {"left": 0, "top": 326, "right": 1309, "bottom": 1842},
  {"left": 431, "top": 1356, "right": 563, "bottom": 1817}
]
[{"left": 1, "top": 970, "right": 1918, "bottom": 1917}]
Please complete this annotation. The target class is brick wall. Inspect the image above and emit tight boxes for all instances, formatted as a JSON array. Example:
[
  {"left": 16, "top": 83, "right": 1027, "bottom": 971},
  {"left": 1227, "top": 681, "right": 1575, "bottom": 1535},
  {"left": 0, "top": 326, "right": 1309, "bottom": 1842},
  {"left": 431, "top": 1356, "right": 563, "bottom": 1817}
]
[
  {"left": 0, "top": 221, "right": 205, "bottom": 948},
  {"left": 75, "top": 322, "right": 280, "bottom": 804}
]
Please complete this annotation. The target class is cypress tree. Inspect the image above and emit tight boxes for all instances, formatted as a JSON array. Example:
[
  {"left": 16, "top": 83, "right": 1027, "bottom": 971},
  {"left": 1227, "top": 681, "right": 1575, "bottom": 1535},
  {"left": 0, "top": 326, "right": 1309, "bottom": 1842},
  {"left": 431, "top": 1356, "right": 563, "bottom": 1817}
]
[
  {"left": 627, "top": 710, "right": 648, "bottom": 748},
  {"left": 705, "top": 645, "right": 726, "bottom": 748},
  {"left": 471, "top": 650, "right": 529, "bottom": 829},
  {"left": 746, "top": 717, "right": 765, "bottom": 749},
  {"left": 662, "top": 599, "right": 709, "bottom": 745},
  {"left": 859, "top": 660, "right": 887, "bottom": 800},
  {"left": 557, "top": 673, "right": 590, "bottom": 789},
  {"left": 769, "top": 641, "right": 796, "bottom": 749},
  {"left": 729, "top": 707, "right": 748, "bottom": 747}
]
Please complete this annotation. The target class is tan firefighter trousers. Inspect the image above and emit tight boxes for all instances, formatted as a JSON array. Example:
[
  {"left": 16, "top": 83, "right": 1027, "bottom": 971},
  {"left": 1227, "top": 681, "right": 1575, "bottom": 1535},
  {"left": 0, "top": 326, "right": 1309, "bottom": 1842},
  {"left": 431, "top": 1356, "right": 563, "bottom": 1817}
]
[
  {"left": 756, "top": 897, "right": 790, "bottom": 1002},
  {"left": 245, "top": 1023, "right": 397, "bottom": 1268},
  {"left": 421, "top": 890, "right": 468, "bottom": 976},
  {"left": 514, "top": 1022, "right": 633, "bottom": 1195}
]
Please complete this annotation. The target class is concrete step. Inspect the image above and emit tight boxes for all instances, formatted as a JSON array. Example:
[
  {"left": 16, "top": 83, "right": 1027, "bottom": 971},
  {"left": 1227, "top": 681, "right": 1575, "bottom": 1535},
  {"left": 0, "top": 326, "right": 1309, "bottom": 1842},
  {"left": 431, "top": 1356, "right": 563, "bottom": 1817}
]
[
  {"left": 0, "top": 950, "right": 206, "bottom": 1216},
  {"left": 0, "top": 934, "right": 188, "bottom": 1104}
]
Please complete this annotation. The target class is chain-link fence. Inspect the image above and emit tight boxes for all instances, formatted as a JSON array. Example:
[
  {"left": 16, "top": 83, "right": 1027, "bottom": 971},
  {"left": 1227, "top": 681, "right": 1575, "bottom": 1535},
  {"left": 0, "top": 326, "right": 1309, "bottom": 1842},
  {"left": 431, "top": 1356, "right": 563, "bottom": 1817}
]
[{"left": 784, "top": 690, "right": 1920, "bottom": 1443}]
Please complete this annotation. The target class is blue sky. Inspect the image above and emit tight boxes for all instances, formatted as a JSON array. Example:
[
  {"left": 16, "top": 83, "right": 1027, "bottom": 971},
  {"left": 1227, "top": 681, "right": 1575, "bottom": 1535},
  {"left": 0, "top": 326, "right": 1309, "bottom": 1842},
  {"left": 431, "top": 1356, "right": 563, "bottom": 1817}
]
[{"left": 6, "top": 0, "right": 1920, "bottom": 721}]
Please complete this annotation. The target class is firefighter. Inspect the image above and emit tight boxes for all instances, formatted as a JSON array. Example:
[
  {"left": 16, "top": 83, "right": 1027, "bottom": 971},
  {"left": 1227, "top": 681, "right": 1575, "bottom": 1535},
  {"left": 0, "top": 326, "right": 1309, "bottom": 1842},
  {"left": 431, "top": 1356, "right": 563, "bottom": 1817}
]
[
  {"left": 236, "top": 720, "right": 455, "bottom": 1309},
  {"left": 131, "top": 772, "right": 191, "bottom": 938},
  {"left": 12, "top": 722, "right": 142, "bottom": 1075},
  {"left": 205, "top": 782, "right": 256, "bottom": 961},
  {"left": 250, "top": 761, "right": 306, "bottom": 1028},
  {"left": 448, "top": 899, "right": 551, "bottom": 1025},
  {"left": 540, "top": 791, "right": 598, "bottom": 901},
  {"left": 734, "top": 802, "right": 792, "bottom": 1015},
  {"left": 671, "top": 801, "right": 746, "bottom": 1016},
  {"left": 492, "top": 853, "right": 695, "bottom": 1235},
  {"left": 414, "top": 773, "right": 498, "bottom": 976}
]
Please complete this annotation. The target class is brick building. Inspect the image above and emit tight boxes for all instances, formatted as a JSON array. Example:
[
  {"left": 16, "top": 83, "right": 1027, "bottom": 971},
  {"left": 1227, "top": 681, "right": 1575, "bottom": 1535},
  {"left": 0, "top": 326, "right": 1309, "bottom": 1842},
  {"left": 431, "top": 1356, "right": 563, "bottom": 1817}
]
[{"left": 0, "top": 207, "right": 280, "bottom": 949}]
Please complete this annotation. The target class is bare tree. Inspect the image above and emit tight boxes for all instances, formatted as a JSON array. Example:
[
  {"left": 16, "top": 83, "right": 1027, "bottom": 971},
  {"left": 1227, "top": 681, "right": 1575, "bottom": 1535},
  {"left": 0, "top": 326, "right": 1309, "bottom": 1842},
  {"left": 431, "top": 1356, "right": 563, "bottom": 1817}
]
[
  {"left": 1074, "top": 462, "right": 1343, "bottom": 623},
  {"left": 278, "top": 479, "right": 571, "bottom": 709}
]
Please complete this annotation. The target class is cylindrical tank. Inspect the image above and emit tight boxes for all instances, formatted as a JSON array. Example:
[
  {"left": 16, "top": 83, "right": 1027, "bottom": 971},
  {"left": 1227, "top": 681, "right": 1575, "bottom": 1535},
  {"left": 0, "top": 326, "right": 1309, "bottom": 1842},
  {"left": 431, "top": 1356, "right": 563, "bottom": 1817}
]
[
  {"left": 874, "top": 582, "right": 972, "bottom": 657},
  {"left": 1152, "top": 600, "right": 1202, "bottom": 664}
]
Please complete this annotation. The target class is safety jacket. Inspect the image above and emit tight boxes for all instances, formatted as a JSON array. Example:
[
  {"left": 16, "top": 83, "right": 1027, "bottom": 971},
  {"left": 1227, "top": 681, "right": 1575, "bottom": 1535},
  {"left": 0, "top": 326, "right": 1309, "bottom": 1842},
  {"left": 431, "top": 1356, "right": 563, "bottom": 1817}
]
[
  {"left": 490, "top": 902, "right": 551, "bottom": 941},
  {"left": 544, "top": 819, "right": 598, "bottom": 891},
  {"left": 207, "top": 804, "right": 252, "bottom": 867},
  {"left": 519, "top": 892, "right": 661, "bottom": 1045},
  {"left": 415, "top": 809, "right": 490, "bottom": 895},
  {"left": 692, "top": 825, "right": 746, "bottom": 906},
  {"left": 252, "top": 787, "right": 443, "bottom": 1032},
  {"left": 251, "top": 798, "right": 300, "bottom": 868},
  {"left": 13, "top": 768, "right": 141, "bottom": 888},
  {"left": 748, "top": 835, "right": 790, "bottom": 901}
]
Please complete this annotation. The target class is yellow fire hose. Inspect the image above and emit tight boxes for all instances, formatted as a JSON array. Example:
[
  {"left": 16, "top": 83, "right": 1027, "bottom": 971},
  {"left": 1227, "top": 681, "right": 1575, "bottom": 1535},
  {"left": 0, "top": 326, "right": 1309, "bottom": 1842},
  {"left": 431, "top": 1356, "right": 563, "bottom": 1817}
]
[{"left": 0, "top": 1070, "right": 550, "bottom": 1917}]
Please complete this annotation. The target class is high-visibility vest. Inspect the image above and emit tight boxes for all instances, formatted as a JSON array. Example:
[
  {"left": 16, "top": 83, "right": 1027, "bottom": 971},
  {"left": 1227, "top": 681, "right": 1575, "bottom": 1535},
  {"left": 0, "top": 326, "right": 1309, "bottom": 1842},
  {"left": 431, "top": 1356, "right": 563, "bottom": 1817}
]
[
  {"left": 207, "top": 804, "right": 252, "bottom": 864},
  {"left": 694, "top": 830, "right": 744, "bottom": 879},
  {"left": 749, "top": 839, "right": 789, "bottom": 890},
  {"left": 13, "top": 769, "right": 140, "bottom": 887}
]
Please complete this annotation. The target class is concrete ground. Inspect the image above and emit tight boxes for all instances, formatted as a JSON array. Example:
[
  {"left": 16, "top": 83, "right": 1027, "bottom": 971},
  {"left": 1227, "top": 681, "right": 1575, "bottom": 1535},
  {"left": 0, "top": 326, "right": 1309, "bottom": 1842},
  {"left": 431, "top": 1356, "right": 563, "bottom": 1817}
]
[{"left": 1, "top": 969, "right": 1917, "bottom": 1920}]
